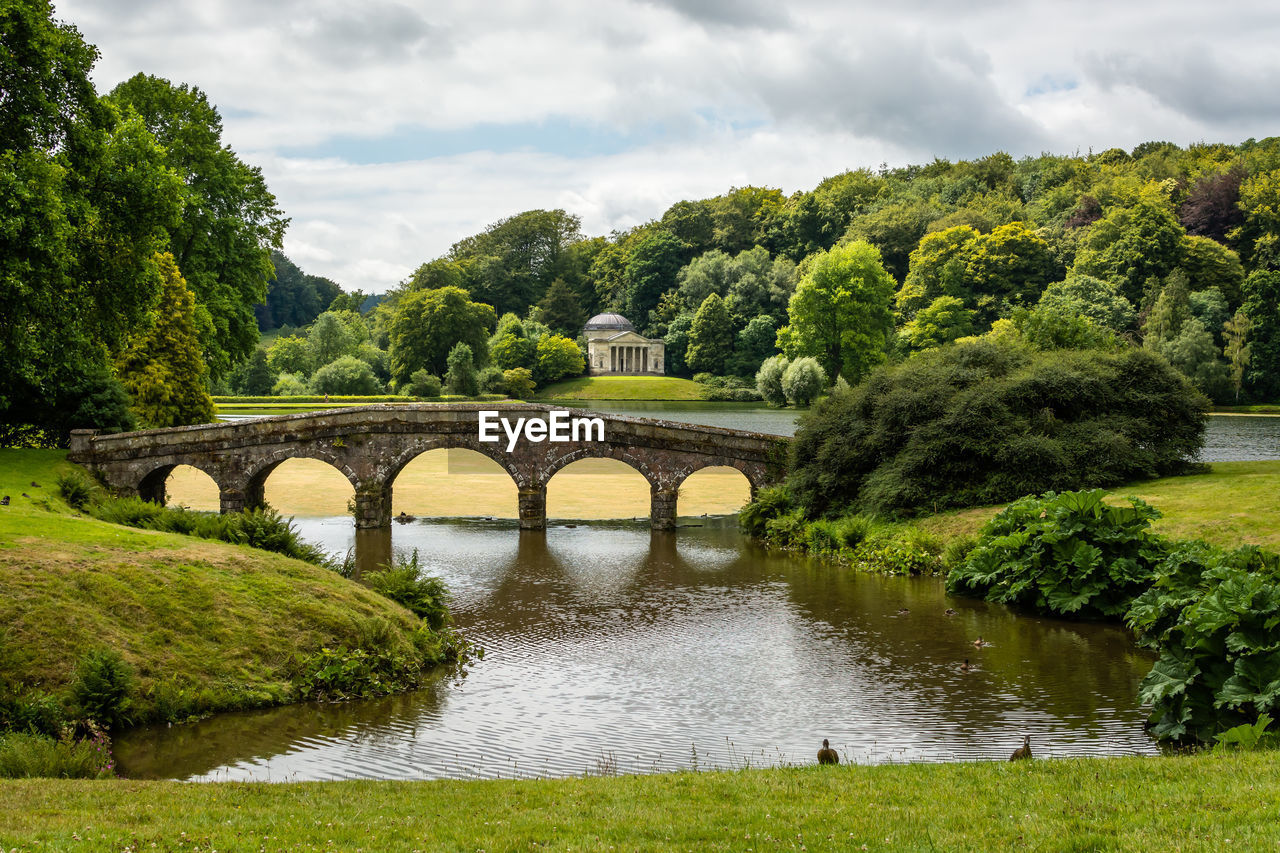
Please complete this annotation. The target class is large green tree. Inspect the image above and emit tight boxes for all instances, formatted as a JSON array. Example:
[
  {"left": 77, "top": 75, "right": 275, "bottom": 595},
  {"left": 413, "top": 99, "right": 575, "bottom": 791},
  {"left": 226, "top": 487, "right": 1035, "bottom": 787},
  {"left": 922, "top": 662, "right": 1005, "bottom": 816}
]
[
  {"left": 115, "top": 253, "right": 216, "bottom": 428},
  {"left": 776, "top": 241, "right": 896, "bottom": 383},
  {"left": 1, "top": 0, "right": 183, "bottom": 442},
  {"left": 109, "top": 73, "right": 288, "bottom": 381},
  {"left": 388, "top": 286, "right": 496, "bottom": 386}
]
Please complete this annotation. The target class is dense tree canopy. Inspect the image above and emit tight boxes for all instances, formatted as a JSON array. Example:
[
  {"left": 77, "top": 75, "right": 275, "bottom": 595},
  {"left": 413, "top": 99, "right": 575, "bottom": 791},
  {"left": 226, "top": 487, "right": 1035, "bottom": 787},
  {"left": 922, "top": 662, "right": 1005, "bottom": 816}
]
[
  {"left": 776, "top": 241, "right": 896, "bottom": 383},
  {"left": 1, "top": 0, "right": 183, "bottom": 442},
  {"left": 109, "top": 73, "right": 287, "bottom": 381},
  {"left": 388, "top": 286, "right": 496, "bottom": 387}
]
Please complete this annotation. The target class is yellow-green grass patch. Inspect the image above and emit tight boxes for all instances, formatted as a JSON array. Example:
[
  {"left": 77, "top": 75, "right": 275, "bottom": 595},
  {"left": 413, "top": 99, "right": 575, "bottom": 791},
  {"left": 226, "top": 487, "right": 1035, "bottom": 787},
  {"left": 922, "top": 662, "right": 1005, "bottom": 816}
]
[{"left": 536, "top": 375, "right": 709, "bottom": 401}]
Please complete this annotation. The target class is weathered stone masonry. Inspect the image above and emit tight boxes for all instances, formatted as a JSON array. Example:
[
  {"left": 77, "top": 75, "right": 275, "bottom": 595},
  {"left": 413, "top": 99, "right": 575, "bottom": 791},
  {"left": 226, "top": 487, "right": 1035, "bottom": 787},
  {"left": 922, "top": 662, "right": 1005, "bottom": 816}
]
[{"left": 67, "top": 403, "right": 789, "bottom": 531}]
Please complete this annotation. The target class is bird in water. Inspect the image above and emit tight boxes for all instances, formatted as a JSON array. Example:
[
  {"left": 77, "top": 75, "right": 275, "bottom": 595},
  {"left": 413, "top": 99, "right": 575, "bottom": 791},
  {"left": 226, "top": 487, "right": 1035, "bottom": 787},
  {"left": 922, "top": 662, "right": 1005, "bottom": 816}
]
[
  {"left": 1010, "top": 735, "right": 1032, "bottom": 761},
  {"left": 944, "top": 608, "right": 957, "bottom": 616},
  {"left": 959, "top": 658, "right": 972, "bottom": 672},
  {"left": 973, "top": 636, "right": 990, "bottom": 647},
  {"left": 0, "top": 496, "right": 8, "bottom": 506},
  {"left": 817, "top": 739, "right": 839, "bottom": 765},
  {"left": 395, "top": 511, "right": 416, "bottom": 524},
  {"left": 897, "top": 607, "right": 910, "bottom": 615}
]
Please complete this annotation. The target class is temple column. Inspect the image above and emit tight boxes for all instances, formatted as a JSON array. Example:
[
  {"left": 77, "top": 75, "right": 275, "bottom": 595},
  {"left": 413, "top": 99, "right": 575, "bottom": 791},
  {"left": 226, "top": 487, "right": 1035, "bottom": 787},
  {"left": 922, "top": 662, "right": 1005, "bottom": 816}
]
[
  {"left": 650, "top": 486, "right": 679, "bottom": 531},
  {"left": 642, "top": 348, "right": 649, "bottom": 373},
  {"left": 518, "top": 485, "right": 547, "bottom": 531}
]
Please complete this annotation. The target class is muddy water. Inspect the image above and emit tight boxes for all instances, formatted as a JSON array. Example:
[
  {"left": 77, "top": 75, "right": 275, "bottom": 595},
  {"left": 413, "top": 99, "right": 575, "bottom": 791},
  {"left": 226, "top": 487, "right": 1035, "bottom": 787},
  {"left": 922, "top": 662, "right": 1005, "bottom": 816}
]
[{"left": 114, "top": 518, "right": 1158, "bottom": 781}]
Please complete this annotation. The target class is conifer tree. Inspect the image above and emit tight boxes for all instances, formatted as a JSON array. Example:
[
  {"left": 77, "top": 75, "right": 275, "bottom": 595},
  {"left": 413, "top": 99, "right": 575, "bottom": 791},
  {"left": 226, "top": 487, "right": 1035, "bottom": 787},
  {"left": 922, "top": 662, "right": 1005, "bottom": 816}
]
[
  {"left": 686, "top": 293, "right": 735, "bottom": 375},
  {"left": 536, "top": 278, "right": 587, "bottom": 336},
  {"left": 115, "top": 253, "right": 216, "bottom": 428}
]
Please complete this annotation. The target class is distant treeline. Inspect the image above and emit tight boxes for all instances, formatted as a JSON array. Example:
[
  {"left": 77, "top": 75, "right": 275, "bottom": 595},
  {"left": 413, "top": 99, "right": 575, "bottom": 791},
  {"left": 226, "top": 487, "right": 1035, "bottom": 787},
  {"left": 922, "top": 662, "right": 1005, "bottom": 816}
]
[{"left": 339, "top": 137, "right": 1280, "bottom": 404}]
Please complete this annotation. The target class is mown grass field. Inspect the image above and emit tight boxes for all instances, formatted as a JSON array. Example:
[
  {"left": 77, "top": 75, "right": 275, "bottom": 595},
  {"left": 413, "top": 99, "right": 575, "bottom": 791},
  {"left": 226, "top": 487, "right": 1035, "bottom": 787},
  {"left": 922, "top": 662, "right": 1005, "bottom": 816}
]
[
  {"left": 0, "top": 450, "right": 424, "bottom": 715},
  {"left": 536, "top": 375, "right": 708, "bottom": 401},
  {"left": 2, "top": 751, "right": 1278, "bottom": 851}
]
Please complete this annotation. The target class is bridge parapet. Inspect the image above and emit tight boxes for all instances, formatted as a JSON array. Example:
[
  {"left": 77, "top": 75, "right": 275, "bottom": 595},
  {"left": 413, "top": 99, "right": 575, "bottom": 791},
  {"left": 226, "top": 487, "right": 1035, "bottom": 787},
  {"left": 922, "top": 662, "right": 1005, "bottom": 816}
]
[{"left": 67, "top": 403, "right": 790, "bottom": 531}]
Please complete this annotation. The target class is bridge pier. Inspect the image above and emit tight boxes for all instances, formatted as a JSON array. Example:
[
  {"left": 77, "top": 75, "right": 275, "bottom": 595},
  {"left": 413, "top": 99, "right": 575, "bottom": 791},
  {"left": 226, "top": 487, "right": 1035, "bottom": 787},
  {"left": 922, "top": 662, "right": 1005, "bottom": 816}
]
[
  {"left": 518, "top": 486, "right": 547, "bottom": 531},
  {"left": 220, "top": 478, "right": 265, "bottom": 515},
  {"left": 650, "top": 487, "right": 679, "bottom": 531},
  {"left": 352, "top": 484, "right": 392, "bottom": 530},
  {"left": 219, "top": 488, "right": 249, "bottom": 514}
]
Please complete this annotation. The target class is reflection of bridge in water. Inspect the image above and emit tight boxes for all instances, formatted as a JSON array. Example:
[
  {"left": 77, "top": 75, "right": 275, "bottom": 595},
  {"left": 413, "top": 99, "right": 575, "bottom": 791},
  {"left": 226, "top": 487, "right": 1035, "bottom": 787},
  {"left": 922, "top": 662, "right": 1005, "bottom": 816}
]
[{"left": 68, "top": 403, "right": 789, "bottom": 536}]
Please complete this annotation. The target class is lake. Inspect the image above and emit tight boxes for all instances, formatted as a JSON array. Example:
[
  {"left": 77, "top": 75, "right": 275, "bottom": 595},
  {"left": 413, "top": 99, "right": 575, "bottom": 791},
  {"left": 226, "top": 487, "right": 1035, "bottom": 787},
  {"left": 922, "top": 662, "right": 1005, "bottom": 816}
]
[{"left": 114, "top": 516, "right": 1159, "bottom": 782}]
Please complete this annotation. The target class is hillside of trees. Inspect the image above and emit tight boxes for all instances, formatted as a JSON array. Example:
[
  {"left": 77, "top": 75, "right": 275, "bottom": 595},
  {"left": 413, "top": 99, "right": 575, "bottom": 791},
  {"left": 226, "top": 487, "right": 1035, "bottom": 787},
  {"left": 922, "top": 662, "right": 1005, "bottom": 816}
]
[{"left": 365, "top": 138, "right": 1280, "bottom": 409}]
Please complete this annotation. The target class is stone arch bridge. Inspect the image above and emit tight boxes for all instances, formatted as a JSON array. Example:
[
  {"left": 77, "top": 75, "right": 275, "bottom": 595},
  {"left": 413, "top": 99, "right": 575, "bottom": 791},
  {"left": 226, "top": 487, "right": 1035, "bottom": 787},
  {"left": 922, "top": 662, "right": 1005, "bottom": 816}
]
[{"left": 67, "top": 403, "right": 789, "bottom": 531}]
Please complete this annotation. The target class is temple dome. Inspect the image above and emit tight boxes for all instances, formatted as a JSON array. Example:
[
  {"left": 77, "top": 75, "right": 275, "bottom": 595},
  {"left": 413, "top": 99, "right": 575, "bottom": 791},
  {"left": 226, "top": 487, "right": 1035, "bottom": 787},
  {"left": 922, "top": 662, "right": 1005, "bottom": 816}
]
[{"left": 584, "top": 312, "right": 635, "bottom": 332}]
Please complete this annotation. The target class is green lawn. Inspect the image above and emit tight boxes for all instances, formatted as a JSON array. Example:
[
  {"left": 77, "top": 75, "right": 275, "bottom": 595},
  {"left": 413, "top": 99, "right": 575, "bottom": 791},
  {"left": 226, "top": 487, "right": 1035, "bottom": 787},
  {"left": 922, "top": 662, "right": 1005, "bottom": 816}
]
[
  {"left": 536, "top": 375, "right": 708, "bottom": 401},
  {"left": 2, "top": 750, "right": 1278, "bottom": 850},
  {"left": 913, "top": 460, "right": 1280, "bottom": 551},
  {"left": 0, "top": 450, "right": 426, "bottom": 720}
]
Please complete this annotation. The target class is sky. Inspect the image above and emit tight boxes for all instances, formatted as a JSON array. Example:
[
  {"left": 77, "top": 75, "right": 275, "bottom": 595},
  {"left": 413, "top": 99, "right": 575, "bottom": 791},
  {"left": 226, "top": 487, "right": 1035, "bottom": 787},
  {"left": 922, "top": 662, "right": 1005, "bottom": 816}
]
[{"left": 57, "top": 0, "right": 1280, "bottom": 293}]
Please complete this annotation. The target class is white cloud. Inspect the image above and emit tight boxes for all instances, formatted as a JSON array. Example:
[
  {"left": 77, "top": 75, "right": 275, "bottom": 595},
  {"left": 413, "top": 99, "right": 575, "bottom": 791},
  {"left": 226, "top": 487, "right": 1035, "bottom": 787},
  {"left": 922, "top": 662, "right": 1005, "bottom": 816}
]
[{"left": 53, "top": 0, "right": 1280, "bottom": 292}]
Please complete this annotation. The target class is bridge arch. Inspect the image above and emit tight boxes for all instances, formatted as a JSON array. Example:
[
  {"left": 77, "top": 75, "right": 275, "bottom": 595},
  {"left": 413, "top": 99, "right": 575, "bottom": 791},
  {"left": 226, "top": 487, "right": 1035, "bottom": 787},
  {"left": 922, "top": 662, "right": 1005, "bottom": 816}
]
[
  {"left": 136, "top": 461, "right": 223, "bottom": 506},
  {"left": 383, "top": 436, "right": 527, "bottom": 490},
  {"left": 389, "top": 446, "right": 520, "bottom": 519},
  {"left": 236, "top": 449, "right": 361, "bottom": 497},
  {"left": 162, "top": 464, "right": 221, "bottom": 511},
  {"left": 671, "top": 464, "right": 755, "bottom": 518},
  {"left": 546, "top": 456, "right": 654, "bottom": 522},
  {"left": 541, "top": 445, "right": 663, "bottom": 489}
]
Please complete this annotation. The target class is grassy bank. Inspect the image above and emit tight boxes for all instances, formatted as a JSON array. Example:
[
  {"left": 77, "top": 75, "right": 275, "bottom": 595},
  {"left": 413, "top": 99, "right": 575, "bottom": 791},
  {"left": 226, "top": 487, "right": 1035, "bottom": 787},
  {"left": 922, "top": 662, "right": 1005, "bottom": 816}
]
[
  {"left": 1211, "top": 404, "right": 1280, "bottom": 415},
  {"left": 2, "top": 750, "right": 1277, "bottom": 850},
  {"left": 536, "top": 375, "right": 708, "bottom": 401},
  {"left": 0, "top": 450, "right": 447, "bottom": 725},
  {"left": 913, "top": 460, "right": 1280, "bottom": 552}
]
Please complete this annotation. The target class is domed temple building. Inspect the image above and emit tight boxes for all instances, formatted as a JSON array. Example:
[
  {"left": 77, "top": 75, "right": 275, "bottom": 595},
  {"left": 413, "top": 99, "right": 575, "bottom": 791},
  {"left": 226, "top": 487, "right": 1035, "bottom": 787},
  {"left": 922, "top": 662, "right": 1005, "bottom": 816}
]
[{"left": 583, "top": 313, "right": 665, "bottom": 375}]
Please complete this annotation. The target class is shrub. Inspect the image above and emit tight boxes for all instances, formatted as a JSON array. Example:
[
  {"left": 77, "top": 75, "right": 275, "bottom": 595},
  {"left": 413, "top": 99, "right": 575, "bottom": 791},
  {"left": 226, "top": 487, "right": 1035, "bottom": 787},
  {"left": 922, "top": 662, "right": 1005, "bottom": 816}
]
[
  {"left": 534, "top": 334, "right": 585, "bottom": 386},
  {"left": 364, "top": 550, "right": 452, "bottom": 630},
  {"left": 85, "top": 498, "right": 329, "bottom": 566},
  {"left": 788, "top": 338, "right": 1207, "bottom": 517},
  {"left": 782, "top": 357, "right": 827, "bottom": 407},
  {"left": 272, "top": 372, "right": 311, "bottom": 396},
  {"left": 310, "top": 355, "right": 384, "bottom": 396},
  {"left": 56, "top": 468, "right": 100, "bottom": 510},
  {"left": 0, "top": 730, "right": 114, "bottom": 779},
  {"left": 947, "top": 490, "right": 1167, "bottom": 618},
  {"left": 1125, "top": 542, "right": 1280, "bottom": 743},
  {"left": 404, "top": 369, "right": 442, "bottom": 398},
  {"left": 755, "top": 355, "right": 788, "bottom": 407},
  {"left": 503, "top": 367, "right": 535, "bottom": 399},
  {"left": 739, "top": 484, "right": 792, "bottom": 538},
  {"left": 69, "top": 650, "right": 134, "bottom": 730},
  {"left": 478, "top": 365, "right": 506, "bottom": 394}
]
